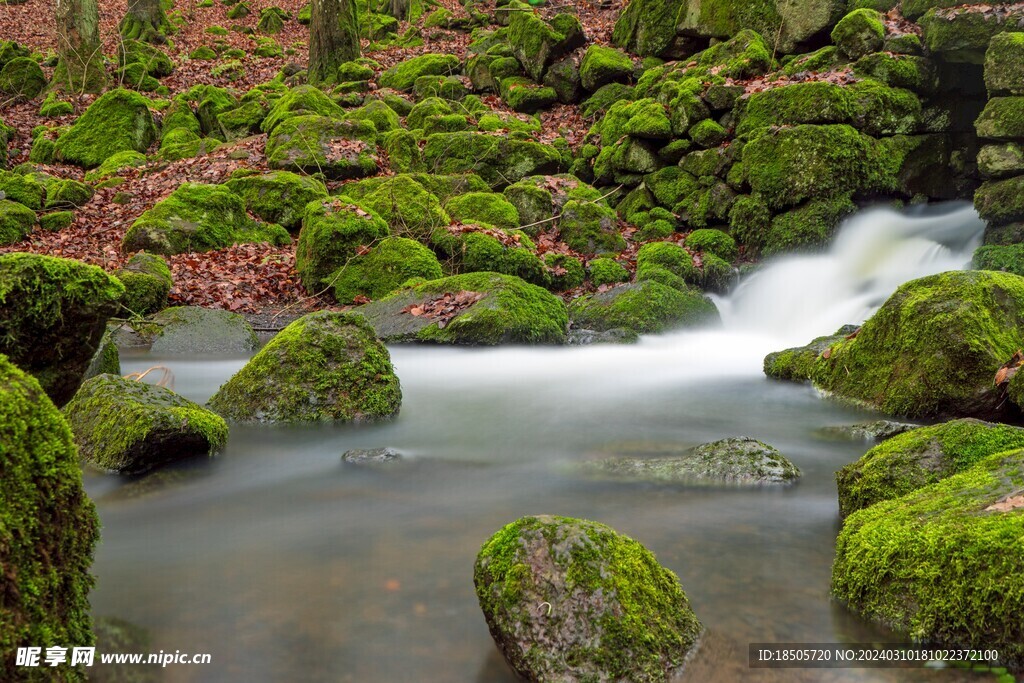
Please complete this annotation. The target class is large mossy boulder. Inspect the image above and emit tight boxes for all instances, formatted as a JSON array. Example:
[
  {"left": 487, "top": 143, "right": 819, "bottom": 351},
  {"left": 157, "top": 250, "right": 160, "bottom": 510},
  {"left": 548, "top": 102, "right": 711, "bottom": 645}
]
[
  {"left": 474, "top": 515, "right": 701, "bottom": 682},
  {"left": 266, "top": 115, "right": 379, "bottom": 179},
  {"left": 582, "top": 437, "right": 801, "bottom": 485},
  {"left": 569, "top": 280, "right": 719, "bottom": 336},
  {"left": 985, "top": 32, "right": 1024, "bottom": 96},
  {"left": 122, "top": 183, "right": 290, "bottom": 255},
  {"left": 53, "top": 89, "right": 157, "bottom": 168},
  {"left": 0, "top": 199, "right": 35, "bottom": 245},
  {"left": 207, "top": 311, "right": 401, "bottom": 423},
  {"left": 423, "top": 132, "right": 562, "bottom": 189},
  {"left": 764, "top": 325, "right": 858, "bottom": 382},
  {"left": 0, "top": 56, "right": 46, "bottom": 99},
  {"left": 379, "top": 54, "right": 460, "bottom": 91},
  {"left": 329, "top": 237, "right": 443, "bottom": 304},
  {"left": 63, "top": 374, "right": 228, "bottom": 475},
  {"left": 832, "top": 448, "right": 1024, "bottom": 667},
  {"left": 115, "top": 252, "right": 173, "bottom": 316},
  {"left": 355, "top": 272, "right": 568, "bottom": 345},
  {"left": 813, "top": 271, "right": 1024, "bottom": 419},
  {"left": 224, "top": 171, "right": 328, "bottom": 231},
  {"left": 507, "top": 8, "right": 585, "bottom": 82},
  {"left": 0, "top": 254, "right": 124, "bottom": 406},
  {"left": 294, "top": 197, "right": 390, "bottom": 294},
  {"left": 835, "top": 418, "right": 1024, "bottom": 518},
  {"left": 0, "top": 354, "right": 99, "bottom": 682},
  {"left": 357, "top": 175, "right": 449, "bottom": 240},
  {"left": 261, "top": 85, "right": 345, "bottom": 134}
]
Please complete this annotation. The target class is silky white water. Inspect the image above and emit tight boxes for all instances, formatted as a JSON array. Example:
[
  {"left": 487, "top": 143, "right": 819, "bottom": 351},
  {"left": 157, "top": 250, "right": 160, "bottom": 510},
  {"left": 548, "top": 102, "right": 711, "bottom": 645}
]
[{"left": 97, "top": 202, "right": 992, "bottom": 683}]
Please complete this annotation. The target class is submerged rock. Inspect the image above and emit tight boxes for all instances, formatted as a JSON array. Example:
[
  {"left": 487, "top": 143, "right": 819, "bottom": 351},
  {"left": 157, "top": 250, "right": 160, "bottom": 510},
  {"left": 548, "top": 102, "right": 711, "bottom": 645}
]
[
  {"left": 355, "top": 272, "right": 568, "bottom": 345},
  {"left": 207, "top": 311, "right": 402, "bottom": 423},
  {"left": 474, "top": 515, "right": 702, "bottom": 682},
  {"left": 763, "top": 325, "right": 859, "bottom": 382},
  {"left": 817, "top": 420, "right": 919, "bottom": 442},
  {"left": 832, "top": 447, "right": 1024, "bottom": 668},
  {"left": 342, "top": 447, "right": 402, "bottom": 464},
  {"left": 140, "top": 306, "right": 259, "bottom": 355},
  {"left": 0, "top": 253, "right": 124, "bottom": 406},
  {"left": 582, "top": 437, "right": 801, "bottom": 485},
  {"left": 835, "top": 418, "right": 1024, "bottom": 518},
  {"left": 63, "top": 374, "right": 228, "bottom": 475},
  {"left": 813, "top": 271, "right": 1024, "bottom": 419},
  {"left": 0, "top": 355, "right": 99, "bottom": 674}
]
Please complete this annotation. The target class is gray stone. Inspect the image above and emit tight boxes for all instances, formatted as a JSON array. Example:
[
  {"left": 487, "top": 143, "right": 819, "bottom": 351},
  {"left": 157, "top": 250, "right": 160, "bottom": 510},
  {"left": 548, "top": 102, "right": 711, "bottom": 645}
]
[{"left": 342, "top": 447, "right": 402, "bottom": 464}]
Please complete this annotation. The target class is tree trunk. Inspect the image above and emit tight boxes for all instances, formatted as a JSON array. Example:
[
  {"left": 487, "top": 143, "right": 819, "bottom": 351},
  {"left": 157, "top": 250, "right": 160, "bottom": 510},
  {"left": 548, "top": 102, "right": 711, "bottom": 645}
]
[
  {"left": 119, "top": 0, "right": 171, "bottom": 43},
  {"left": 389, "top": 0, "right": 410, "bottom": 21},
  {"left": 308, "top": 0, "right": 361, "bottom": 86},
  {"left": 53, "top": 0, "right": 108, "bottom": 94}
]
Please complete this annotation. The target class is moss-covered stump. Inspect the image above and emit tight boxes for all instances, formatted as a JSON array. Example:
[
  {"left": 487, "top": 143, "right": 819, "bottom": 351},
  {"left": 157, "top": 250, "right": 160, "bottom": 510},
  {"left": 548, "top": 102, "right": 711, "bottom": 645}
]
[
  {"left": 122, "top": 183, "right": 290, "bottom": 255},
  {"left": 224, "top": 171, "right": 328, "bottom": 231},
  {"left": 115, "top": 252, "right": 173, "bottom": 316},
  {"left": 63, "top": 374, "right": 228, "bottom": 475},
  {"left": 328, "top": 237, "right": 443, "bottom": 304},
  {"left": 835, "top": 418, "right": 1024, "bottom": 518},
  {"left": 207, "top": 311, "right": 401, "bottom": 423},
  {"left": 0, "top": 253, "right": 124, "bottom": 406},
  {"left": 0, "top": 354, "right": 99, "bottom": 683},
  {"left": 138, "top": 306, "right": 258, "bottom": 355},
  {"left": 812, "top": 271, "right": 1024, "bottom": 419},
  {"left": 294, "top": 197, "right": 389, "bottom": 293},
  {"left": 0, "top": 198, "right": 35, "bottom": 245},
  {"left": 474, "top": 515, "right": 701, "bottom": 682},
  {"left": 53, "top": 89, "right": 157, "bottom": 168},
  {"left": 569, "top": 281, "right": 719, "bottom": 336},
  {"left": 582, "top": 437, "right": 801, "bottom": 486},
  {"left": 423, "top": 132, "right": 562, "bottom": 189},
  {"left": 266, "top": 114, "right": 378, "bottom": 179},
  {"left": 763, "top": 325, "right": 859, "bottom": 382},
  {"left": 355, "top": 272, "right": 568, "bottom": 345},
  {"left": 832, "top": 448, "right": 1024, "bottom": 669}
]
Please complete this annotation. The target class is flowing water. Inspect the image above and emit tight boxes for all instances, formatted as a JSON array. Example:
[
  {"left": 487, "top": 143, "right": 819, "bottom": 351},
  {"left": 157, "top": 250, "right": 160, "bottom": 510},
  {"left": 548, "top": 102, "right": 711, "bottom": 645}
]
[{"left": 86, "top": 203, "right": 1000, "bottom": 682}]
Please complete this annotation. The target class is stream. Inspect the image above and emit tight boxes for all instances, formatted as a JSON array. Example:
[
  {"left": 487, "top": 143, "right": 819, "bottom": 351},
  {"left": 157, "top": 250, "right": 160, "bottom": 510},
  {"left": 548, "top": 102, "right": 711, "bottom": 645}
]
[{"left": 85, "top": 202, "right": 999, "bottom": 682}]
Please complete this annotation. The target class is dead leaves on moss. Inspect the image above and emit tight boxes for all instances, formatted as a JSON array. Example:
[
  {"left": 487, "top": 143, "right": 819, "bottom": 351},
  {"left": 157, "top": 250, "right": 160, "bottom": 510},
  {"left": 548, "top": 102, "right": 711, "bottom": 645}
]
[{"left": 401, "top": 290, "right": 484, "bottom": 328}]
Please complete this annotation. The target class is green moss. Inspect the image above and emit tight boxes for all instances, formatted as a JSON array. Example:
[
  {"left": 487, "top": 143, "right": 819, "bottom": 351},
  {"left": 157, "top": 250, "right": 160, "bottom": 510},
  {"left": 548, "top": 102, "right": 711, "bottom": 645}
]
[
  {"left": 0, "top": 56, "right": 46, "bottom": 99},
  {"left": 474, "top": 515, "right": 701, "bottom": 682},
  {"left": 53, "top": 89, "right": 157, "bottom": 168},
  {"left": 764, "top": 194, "right": 856, "bottom": 255},
  {"left": 975, "top": 97, "right": 1024, "bottom": 140},
  {"left": 559, "top": 198, "right": 626, "bottom": 254},
  {"left": 919, "top": 7, "right": 1023, "bottom": 61},
  {"left": 689, "top": 119, "right": 726, "bottom": 148},
  {"left": 781, "top": 46, "right": 842, "bottom": 77},
  {"left": 115, "top": 252, "right": 173, "bottom": 316},
  {"left": 813, "top": 270, "right": 1024, "bottom": 418},
  {"left": 973, "top": 244, "right": 1024, "bottom": 276},
  {"left": 257, "top": 7, "right": 285, "bottom": 34},
  {"left": 208, "top": 311, "right": 400, "bottom": 422},
  {"left": 294, "top": 197, "right": 389, "bottom": 293},
  {"left": 611, "top": 0, "right": 681, "bottom": 57},
  {"left": 190, "top": 45, "right": 217, "bottom": 60},
  {"left": 831, "top": 8, "right": 885, "bottom": 60},
  {"left": 0, "top": 354, "right": 99, "bottom": 683},
  {"left": 261, "top": 85, "right": 344, "bottom": 134},
  {"left": 379, "top": 53, "right": 460, "bottom": 91},
  {"left": 445, "top": 192, "right": 520, "bottom": 231},
  {"left": 570, "top": 280, "right": 718, "bottom": 335},
  {"left": 355, "top": 175, "right": 448, "bottom": 241},
  {"left": 39, "top": 210, "right": 73, "bottom": 232},
  {"left": 122, "top": 183, "right": 290, "bottom": 255},
  {"left": 636, "top": 242, "right": 699, "bottom": 289},
  {"left": 836, "top": 419, "right": 1024, "bottom": 518},
  {"left": 432, "top": 226, "right": 547, "bottom": 286},
  {"left": 0, "top": 199, "right": 35, "bottom": 245},
  {"left": 0, "top": 253, "right": 125, "bottom": 406},
  {"left": 266, "top": 115, "right": 379, "bottom": 179},
  {"left": 685, "top": 228, "right": 737, "bottom": 261},
  {"left": 507, "top": 6, "right": 583, "bottom": 82},
  {"left": 764, "top": 326, "right": 854, "bottom": 382},
  {"left": 329, "top": 236, "right": 442, "bottom": 304},
  {"left": 423, "top": 132, "right": 562, "bottom": 189},
  {"left": 63, "top": 374, "right": 227, "bottom": 474},
  {"left": 588, "top": 257, "right": 629, "bottom": 286},
  {"left": 854, "top": 53, "right": 937, "bottom": 92},
  {"left": 356, "top": 271, "right": 569, "bottom": 345},
  {"left": 348, "top": 99, "right": 400, "bottom": 134},
  {"left": 832, "top": 448, "right": 1024, "bottom": 664},
  {"left": 543, "top": 253, "right": 585, "bottom": 291},
  {"left": 499, "top": 77, "right": 558, "bottom": 114},
  {"left": 0, "top": 170, "right": 45, "bottom": 210},
  {"left": 580, "top": 45, "right": 634, "bottom": 92},
  {"left": 985, "top": 32, "right": 1024, "bottom": 95},
  {"left": 45, "top": 179, "right": 94, "bottom": 210},
  {"left": 83, "top": 150, "right": 147, "bottom": 182},
  {"left": 974, "top": 176, "right": 1024, "bottom": 225},
  {"left": 381, "top": 129, "right": 423, "bottom": 173},
  {"left": 582, "top": 82, "right": 636, "bottom": 118},
  {"left": 119, "top": 40, "right": 174, "bottom": 78},
  {"left": 224, "top": 171, "right": 327, "bottom": 230}
]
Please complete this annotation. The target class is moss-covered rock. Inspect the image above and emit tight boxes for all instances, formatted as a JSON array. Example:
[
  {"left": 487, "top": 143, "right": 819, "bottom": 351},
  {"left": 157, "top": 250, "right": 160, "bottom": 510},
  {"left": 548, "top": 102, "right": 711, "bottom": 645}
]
[
  {"left": 764, "top": 325, "right": 857, "bottom": 382},
  {"left": 132, "top": 306, "right": 258, "bottom": 355},
  {"left": 0, "top": 56, "right": 46, "bottom": 99},
  {"left": 39, "top": 210, "right": 74, "bottom": 232},
  {"left": 764, "top": 194, "right": 857, "bottom": 255},
  {"left": 0, "top": 253, "right": 125, "bottom": 406},
  {"left": 814, "top": 270, "right": 1024, "bottom": 419},
  {"left": 0, "top": 354, "right": 99, "bottom": 682},
  {"left": 507, "top": 7, "right": 585, "bottom": 82},
  {"left": 974, "top": 96, "right": 1024, "bottom": 141},
  {"left": 835, "top": 418, "right": 1024, "bottom": 518},
  {"left": 985, "top": 32, "right": 1024, "bottom": 96},
  {"left": 832, "top": 448, "right": 1024, "bottom": 667},
  {"left": 115, "top": 252, "right": 173, "bottom": 316},
  {"left": 0, "top": 197, "right": 36, "bottom": 244},
  {"left": 636, "top": 241, "right": 699, "bottom": 290},
  {"left": 569, "top": 280, "right": 718, "bottom": 335},
  {"left": 474, "top": 515, "right": 701, "bottom": 682},
  {"left": 560, "top": 199, "right": 625, "bottom": 254},
  {"left": 582, "top": 437, "right": 801, "bottom": 485},
  {"left": 356, "top": 175, "right": 449, "bottom": 240},
  {"left": 973, "top": 243, "right": 1024, "bottom": 276},
  {"left": 44, "top": 178, "right": 94, "bottom": 210},
  {"left": 207, "top": 311, "right": 401, "bottom": 423},
  {"left": 119, "top": 39, "right": 174, "bottom": 78},
  {"left": 123, "top": 183, "right": 290, "bottom": 255},
  {"left": 379, "top": 53, "right": 460, "bottom": 91},
  {"left": 224, "top": 171, "right": 327, "bottom": 230},
  {"left": 294, "top": 197, "right": 389, "bottom": 293},
  {"left": 611, "top": 0, "right": 683, "bottom": 57},
  {"left": 347, "top": 99, "right": 400, "bottom": 134},
  {"left": 218, "top": 99, "right": 270, "bottom": 138},
  {"left": 919, "top": 5, "right": 1024, "bottom": 63},
  {"left": 266, "top": 115, "right": 378, "bottom": 179},
  {"left": 157, "top": 128, "right": 222, "bottom": 161},
  {"left": 588, "top": 256, "right": 629, "bottom": 286},
  {"left": 445, "top": 192, "right": 520, "bottom": 231},
  {"left": 432, "top": 225, "right": 547, "bottom": 285},
  {"left": 84, "top": 150, "right": 148, "bottom": 182},
  {"left": 579, "top": 45, "right": 633, "bottom": 92},
  {"left": 831, "top": 9, "right": 885, "bottom": 60},
  {"left": 974, "top": 176, "right": 1024, "bottom": 226},
  {"left": 260, "top": 85, "right": 343, "bottom": 134},
  {"left": 0, "top": 170, "right": 45, "bottom": 210},
  {"left": 685, "top": 228, "right": 737, "bottom": 261},
  {"left": 64, "top": 374, "right": 228, "bottom": 475},
  {"left": 54, "top": 89, "right": 157, "bottom": 168},
  {"left": 257, "top": 6, "right": 286, "bottom": 34},
  {"left": 977, "top": 143, "right": 1024, "bottom": 179},
  {"left": 355, "top": 271, "right": 568, "bottom": 344},
  {"left": 328, "top": 236, "right": 443, "bottom": 303},
  {"left": 423, "top": 132, "right": 562, "bottom": 189},
  {"left": 499, "top": 76, "right": 558, "bottom": 114}
]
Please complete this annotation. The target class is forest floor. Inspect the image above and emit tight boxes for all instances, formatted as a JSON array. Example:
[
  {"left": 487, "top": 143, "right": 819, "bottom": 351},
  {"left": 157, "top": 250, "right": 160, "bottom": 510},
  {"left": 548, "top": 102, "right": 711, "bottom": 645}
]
[{"left": 0, "top": 0, "right": 622, "bottom": 314}]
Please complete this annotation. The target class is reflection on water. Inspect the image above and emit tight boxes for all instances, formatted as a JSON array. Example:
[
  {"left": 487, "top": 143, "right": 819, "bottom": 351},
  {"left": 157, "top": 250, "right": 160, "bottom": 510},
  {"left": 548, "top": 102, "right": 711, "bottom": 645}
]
[{"left": 86, "top": 205, "right": 999, "bottom": 682}]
